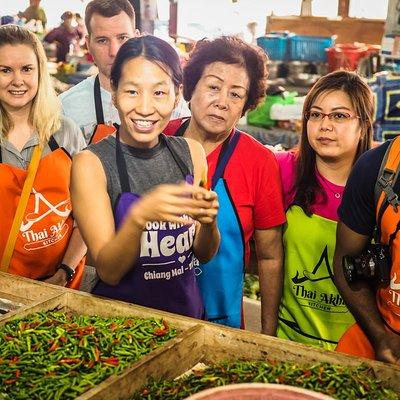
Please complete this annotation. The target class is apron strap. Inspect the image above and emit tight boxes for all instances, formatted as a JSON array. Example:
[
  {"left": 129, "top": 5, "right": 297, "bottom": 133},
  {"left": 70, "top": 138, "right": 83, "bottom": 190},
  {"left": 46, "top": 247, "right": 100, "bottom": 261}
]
[
  {"left": 48, "top": 135, "right": 59, "bottom": 152},
  {"left": 115, "top": 128, "right": 131, "bottom": 193},
  {"left": 173, "top": 118, "right": 190, "bottom": 137},
  {"left": 162, "top": 134, "right": 192, "bottom": 177},
  {"left": 1, "top": 144, "right": 43, "bottom": 272},
  {"left": 211, "top": 129, "right": 241, "bottom": 189},
  {"left": 94, "top": 75, "right": 105, "bottom": 125}
]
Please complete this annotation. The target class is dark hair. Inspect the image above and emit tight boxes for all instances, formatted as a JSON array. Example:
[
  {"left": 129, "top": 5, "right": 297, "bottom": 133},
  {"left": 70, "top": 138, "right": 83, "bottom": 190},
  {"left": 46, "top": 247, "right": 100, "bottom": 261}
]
[
  {"left": 293, "top": 70, "right": 374, "bottom": 216},
  {"left": 110, "top": 35, "right": 182, "bottom": 90},
  {"left": 183, "top": 36, "right": 268, "bottom": 115},
  {"left": 85, "top": 0, "right": 135, "bottom": 35}
]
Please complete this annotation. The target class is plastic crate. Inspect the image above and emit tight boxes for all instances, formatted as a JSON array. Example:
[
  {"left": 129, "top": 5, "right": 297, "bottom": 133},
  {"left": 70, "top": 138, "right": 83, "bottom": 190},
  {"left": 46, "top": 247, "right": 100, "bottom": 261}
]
[
  {"left": 326, "top": 44, "right": 369, "bottom": 72},
  {"left": 288, "top": 35, "right": 335, "bottom": 62},
  {"left": 256, "top": 34, "right": 289, "bottom": 61}
]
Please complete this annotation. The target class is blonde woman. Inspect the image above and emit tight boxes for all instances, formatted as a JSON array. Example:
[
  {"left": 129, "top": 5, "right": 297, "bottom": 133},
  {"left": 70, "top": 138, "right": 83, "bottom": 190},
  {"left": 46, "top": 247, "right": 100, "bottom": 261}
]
[{"left": 0, "top": 25, "right": 86, "bottom": 288}]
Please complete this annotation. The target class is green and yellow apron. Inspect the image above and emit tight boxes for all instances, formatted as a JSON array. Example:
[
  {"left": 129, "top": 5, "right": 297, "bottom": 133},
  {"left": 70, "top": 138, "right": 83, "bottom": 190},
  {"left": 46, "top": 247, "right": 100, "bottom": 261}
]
[{"left": 277, "top": 206, "right": 354, "bottom": 350}]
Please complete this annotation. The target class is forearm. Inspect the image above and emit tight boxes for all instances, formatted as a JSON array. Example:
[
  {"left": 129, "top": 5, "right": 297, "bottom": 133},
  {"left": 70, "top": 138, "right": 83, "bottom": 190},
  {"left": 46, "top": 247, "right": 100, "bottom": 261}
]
[
  {"left": 94, "top": 217, "right": 144, "bottom": 285},
  {"left": 259, "top": 258, "right": 283, "bottom": 335},
  {"left": 193, "top": 221, "right": 220, "bottom": 263},
  {"left": 61, "top": 227, "right": 87, "bottom": 269}
]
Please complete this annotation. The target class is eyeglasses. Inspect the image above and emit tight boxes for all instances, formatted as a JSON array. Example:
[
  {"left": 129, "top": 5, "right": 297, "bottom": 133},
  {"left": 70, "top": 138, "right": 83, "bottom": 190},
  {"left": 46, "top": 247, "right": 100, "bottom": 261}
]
[{"left": 305, "top": 111, "right": 360, "bottom": 124}]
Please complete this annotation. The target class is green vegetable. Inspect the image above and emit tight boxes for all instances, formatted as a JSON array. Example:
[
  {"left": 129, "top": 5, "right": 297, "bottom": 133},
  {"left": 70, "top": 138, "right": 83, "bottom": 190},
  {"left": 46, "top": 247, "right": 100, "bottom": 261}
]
[
  {"left": 244, "top": 274, "right": 261, "bottom": 300},
  {"left": 132, "top": 360, "right": 399, "bottom": 400},
  {"left": 0, "top": 311, "right": 177, "bottom": 399}
]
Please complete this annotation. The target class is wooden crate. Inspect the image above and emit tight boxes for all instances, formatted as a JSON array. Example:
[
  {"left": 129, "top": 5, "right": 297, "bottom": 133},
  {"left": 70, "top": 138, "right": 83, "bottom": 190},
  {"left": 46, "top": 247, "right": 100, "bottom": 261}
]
[
  {"left": 0, "top": 290, "right": 204, "bottom": 400},
  {"left": 0, "top": 272, "right": 63, "bottom": 319},
  {"left": 1, "top": 280, "right": 399, "bottom": 399}
]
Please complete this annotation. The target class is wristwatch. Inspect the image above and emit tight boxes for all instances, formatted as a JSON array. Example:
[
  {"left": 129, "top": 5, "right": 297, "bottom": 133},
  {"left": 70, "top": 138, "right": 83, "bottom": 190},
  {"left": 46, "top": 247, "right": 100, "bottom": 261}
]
[{"left": 57, "top": 263, "right": 76, "bottom": 283}]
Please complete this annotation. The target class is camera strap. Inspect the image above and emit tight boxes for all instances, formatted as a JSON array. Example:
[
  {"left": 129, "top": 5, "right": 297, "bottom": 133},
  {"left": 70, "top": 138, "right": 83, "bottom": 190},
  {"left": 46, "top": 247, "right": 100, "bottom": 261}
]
[{"left": 375, "top": 136, "right": 400, "bottom": 243}]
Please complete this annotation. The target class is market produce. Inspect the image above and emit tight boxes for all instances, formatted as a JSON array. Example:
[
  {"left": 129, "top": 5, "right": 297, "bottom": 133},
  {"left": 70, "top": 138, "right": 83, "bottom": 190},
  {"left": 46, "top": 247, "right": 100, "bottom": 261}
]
[
  {"left": 133, "top": 360, "right": 399, "bottom": 400},
  {"left": 244, "top": 274, "right": 261, "bottom": 300},
  {"left": 0, "top": 311, "right": 177, "bottom": 399}
]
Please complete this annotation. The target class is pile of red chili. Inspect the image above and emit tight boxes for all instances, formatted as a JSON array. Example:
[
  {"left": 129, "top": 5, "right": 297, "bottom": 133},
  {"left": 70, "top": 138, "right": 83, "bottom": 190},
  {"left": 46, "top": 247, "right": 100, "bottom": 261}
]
[{"left": 0, "top": 311, "right": 176, "bottom": 399}]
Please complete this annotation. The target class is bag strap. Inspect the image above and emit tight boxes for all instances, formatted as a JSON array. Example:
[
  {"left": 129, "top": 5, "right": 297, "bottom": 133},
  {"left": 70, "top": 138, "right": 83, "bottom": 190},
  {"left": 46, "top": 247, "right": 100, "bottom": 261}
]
[
  {"left": 375, "top": 136, "right": 400, "bottom": 241},
  {"left": 0, "top": 144, "right": 43, "bottom": 272}
]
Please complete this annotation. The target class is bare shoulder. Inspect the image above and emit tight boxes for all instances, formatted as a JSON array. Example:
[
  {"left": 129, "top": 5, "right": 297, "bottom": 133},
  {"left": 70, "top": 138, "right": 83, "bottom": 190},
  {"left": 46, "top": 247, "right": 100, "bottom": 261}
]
[
  {"left": 183, "top": 138, "right": 207, "bottom": 184},
  {"left": 183, "top": 138, "right": 206, "bottom": 161},
  {"left": 72, "top": 150, "right": 106, "bottom": 185}
]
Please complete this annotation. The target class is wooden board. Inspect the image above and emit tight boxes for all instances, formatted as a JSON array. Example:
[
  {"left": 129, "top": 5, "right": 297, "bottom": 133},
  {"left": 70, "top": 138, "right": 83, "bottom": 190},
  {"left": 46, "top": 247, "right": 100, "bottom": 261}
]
[{"left": 0, "top": 272, "right": 63, "bottom": 320}]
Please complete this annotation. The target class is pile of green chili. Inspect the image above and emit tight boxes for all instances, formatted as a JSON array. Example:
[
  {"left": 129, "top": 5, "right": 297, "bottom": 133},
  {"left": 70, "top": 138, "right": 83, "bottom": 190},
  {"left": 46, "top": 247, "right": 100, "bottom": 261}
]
[
  {"left": 133, "top": 360, "right": 399, "bottom": 400},
  {"left": 0, "top": 311, "right": 177, "bottom": 399}
]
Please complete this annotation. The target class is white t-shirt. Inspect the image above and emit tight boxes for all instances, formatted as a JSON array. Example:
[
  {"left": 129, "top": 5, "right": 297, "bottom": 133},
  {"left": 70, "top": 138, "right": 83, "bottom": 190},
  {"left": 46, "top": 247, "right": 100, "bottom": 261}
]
[{"left": 60, "top": 75, "right": 191, "bottom": 144}]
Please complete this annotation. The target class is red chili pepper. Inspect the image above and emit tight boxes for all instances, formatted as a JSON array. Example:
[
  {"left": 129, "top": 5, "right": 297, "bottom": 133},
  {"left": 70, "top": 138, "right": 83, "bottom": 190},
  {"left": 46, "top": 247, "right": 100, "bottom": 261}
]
[
  {"left": 15, "top": 370, "right": 21, "bottom": 378},
  {"left": 303, "top": 369, "right": 312, "bottom": 378},
  {"left": 9, "top": 356, "right": 19, "bottom": 364},
  {"left": 277, "top": 375, "right": 285, "bottom": 383},
  {"left": 48, "top": 340, "right": 58, "bottom": 352},
  {"left": 4, "top": 378, "right": 17, "bottom": 385},
  {"left": 87, "top": 360, "right": 95, "bottom": 369},
  {"left": 101, "top": 357, "right": 119, "bottom": 366},
  {"left": 4, "top": 336, "right": 14, "bottom": 341},
  {"left": 153, "top": 319, "right": 169, "bottom": 336},
  {"left": 59, "top": 336, "right": 67, "bottom": 343},
  {"left": 109, "top": 322, "right": 118, "bottom": 331}
]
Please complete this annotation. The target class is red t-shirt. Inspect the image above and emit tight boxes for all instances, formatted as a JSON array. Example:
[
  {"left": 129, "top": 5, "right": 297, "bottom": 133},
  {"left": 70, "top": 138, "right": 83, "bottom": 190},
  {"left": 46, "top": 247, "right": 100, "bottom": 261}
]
[{"left": 165, "top": 119, "right": 286, "bottom": 265}]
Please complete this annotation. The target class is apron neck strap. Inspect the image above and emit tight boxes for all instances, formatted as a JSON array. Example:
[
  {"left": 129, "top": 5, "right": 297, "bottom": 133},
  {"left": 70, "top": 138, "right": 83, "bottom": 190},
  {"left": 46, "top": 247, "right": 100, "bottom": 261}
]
[
  {"left": 115, "top": 129, "right": 131, "bottom": 193},
  {"left": 94, "top": 75, "right": 105, "bottom": 125},
  {"left": 162, "top": 134, "right": 191, "bottom": 178},
  {"left": 212, "top": 129, "right": 241, "bottom": 189},
  {"left": 174, "top": 118, "right": 190, "bottom": 137}
]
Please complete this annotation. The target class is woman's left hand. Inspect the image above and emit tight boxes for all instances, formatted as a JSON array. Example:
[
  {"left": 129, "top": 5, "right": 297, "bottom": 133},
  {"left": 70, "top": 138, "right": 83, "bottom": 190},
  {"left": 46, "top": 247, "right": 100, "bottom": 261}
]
[
  {"left": 43, "top": 269, "right": 68, "bottom": 287},
  {"left": 191, "top": 187, "right": 219, "bottom": 225}
]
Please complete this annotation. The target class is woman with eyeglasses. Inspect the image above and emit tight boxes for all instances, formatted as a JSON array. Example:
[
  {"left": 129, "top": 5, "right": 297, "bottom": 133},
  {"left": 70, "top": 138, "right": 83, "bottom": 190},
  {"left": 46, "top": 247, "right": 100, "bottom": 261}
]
[{"left": 275, "top": 70, "right": 374, "bottom": 349}]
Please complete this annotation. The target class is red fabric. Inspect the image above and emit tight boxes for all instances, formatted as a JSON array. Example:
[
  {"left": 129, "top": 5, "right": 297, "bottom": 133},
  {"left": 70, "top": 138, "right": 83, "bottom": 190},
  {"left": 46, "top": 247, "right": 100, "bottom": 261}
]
[
  {"left": 90, "top": 124, "right": 116, "bottom": 144},
  {"left": 336, "top": 323, "right": 376, "bottom": 359},
  {"left": 165, "top": 119, "right": 286, "bottom": 266}
]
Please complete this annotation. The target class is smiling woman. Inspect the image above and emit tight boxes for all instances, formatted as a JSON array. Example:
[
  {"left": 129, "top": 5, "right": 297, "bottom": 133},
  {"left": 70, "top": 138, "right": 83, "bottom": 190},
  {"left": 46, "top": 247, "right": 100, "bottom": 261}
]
[
  {"left": 0, "top": 25, "right": 87, "bottom": 288},
  {"left": 70, "top": 35, "right": 220, "bottom": 319}
]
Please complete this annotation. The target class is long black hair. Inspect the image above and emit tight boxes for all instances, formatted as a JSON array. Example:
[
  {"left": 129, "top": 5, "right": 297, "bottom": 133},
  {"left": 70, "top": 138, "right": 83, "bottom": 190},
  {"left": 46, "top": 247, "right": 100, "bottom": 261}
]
[{"left": 293, "top": 70, "right": 374, "bottom": 216}]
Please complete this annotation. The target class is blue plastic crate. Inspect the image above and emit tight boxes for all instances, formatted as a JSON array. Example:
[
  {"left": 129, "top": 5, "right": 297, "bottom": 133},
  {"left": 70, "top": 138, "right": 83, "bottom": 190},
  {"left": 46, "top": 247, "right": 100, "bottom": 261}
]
[
  {"left": 256, "top": 34, "right": 288, "bottom": 61},
  {"left": 288, "top": 35, "right": 335, "bottom": 62}
]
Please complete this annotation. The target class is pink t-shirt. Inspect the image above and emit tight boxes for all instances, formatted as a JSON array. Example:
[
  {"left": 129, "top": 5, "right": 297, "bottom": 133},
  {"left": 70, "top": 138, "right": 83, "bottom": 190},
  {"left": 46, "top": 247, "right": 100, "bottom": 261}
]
[{"left": 275, "top": 151, "right": 344, "bottom": 222}]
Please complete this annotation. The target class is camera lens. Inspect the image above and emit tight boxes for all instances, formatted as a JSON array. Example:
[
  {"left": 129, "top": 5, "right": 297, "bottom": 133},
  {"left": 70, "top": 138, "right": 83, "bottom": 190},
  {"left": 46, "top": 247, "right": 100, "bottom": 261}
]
[{"left": 342, "top": 255, "right": 356, "bottom": 283}]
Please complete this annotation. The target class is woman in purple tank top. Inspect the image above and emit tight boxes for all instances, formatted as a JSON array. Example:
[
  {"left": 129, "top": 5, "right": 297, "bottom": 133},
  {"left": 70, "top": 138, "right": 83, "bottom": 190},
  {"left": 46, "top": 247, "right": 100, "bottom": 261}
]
[{"left": 71, "top": 36, "right": 220, "bottom": 319}]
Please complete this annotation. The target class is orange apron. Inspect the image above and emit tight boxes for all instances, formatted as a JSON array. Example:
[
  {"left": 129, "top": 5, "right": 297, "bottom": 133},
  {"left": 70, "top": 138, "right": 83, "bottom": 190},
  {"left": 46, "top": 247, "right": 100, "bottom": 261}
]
[
  {"left": 0, "top": 136, "right": 84, "bottom": 288},
  {"left": 88, "top": 75, "right": 116, "bottom": 144}
]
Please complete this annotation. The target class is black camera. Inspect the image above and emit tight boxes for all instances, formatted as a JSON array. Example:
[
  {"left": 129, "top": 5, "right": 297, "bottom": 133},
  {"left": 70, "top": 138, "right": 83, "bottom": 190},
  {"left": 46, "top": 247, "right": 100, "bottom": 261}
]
[{"left": 342, "top": 243, "right": 391, "bottom": 286}]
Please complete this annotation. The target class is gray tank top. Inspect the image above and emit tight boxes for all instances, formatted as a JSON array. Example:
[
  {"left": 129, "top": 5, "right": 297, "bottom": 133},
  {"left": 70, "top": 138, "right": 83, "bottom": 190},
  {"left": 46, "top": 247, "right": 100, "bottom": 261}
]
[{"left": 87, "top": 134, "right": 193, "bottom": 209}]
